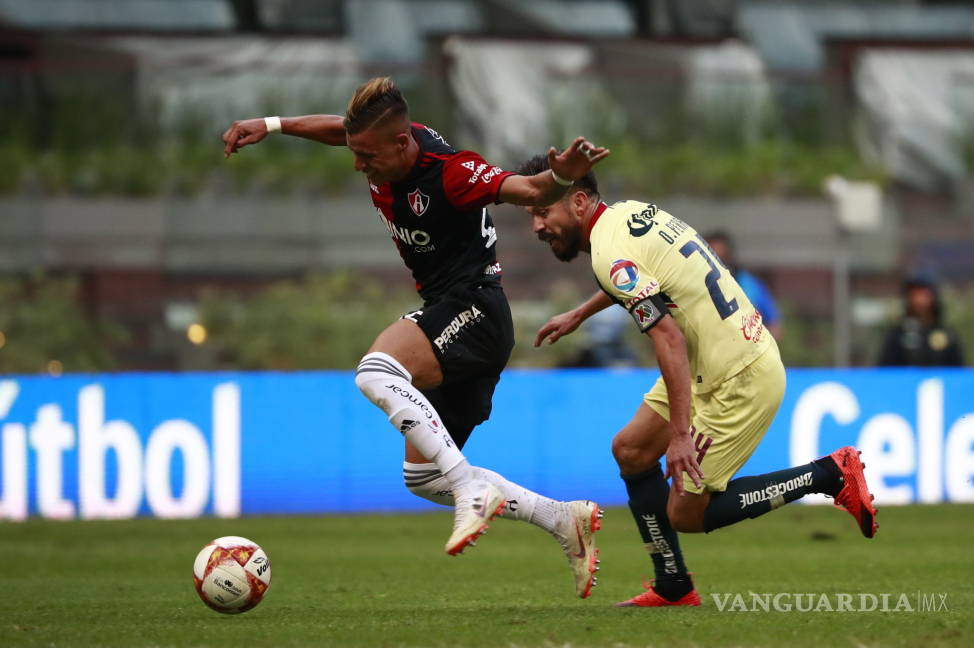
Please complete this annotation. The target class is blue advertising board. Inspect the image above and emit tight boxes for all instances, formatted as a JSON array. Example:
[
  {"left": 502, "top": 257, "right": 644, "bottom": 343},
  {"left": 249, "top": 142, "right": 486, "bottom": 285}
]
[{"left": 0, "top": 369, "right": 972, "bottom": 520}]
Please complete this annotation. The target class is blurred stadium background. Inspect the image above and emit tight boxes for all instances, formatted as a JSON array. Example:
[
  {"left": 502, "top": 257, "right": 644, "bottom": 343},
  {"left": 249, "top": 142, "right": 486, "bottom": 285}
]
[
  {"left": 2, "top": 5, "right": 974, "bottom": 646},
  {"left": 3, "top": 0, "right": 974, "bottom": 373},
  {"left": 1, "top": 1, "right": 973, "bottom": 524}
]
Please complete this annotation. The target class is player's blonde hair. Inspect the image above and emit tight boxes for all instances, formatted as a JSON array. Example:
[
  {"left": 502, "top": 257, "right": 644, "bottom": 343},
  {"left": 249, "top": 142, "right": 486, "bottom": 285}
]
[{"left": 343, "top": 77, "right": 409, "bottom": 135}]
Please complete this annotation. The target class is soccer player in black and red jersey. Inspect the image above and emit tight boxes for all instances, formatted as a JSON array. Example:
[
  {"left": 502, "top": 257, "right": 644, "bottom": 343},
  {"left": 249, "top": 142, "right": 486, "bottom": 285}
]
[{"left": 222, "top": 77, "right": 610, "bottom": 598}]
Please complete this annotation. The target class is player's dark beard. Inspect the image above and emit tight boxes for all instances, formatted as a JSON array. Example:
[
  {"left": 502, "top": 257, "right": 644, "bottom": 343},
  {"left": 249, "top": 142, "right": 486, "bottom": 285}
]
[{"left": 551, "top": 224, "right": 581, "bottom": 262}]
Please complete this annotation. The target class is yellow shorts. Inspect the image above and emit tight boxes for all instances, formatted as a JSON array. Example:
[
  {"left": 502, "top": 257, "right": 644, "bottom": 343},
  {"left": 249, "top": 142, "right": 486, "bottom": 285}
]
[{"left": 644, "top": 342, "right": 786, "bottom": 495}]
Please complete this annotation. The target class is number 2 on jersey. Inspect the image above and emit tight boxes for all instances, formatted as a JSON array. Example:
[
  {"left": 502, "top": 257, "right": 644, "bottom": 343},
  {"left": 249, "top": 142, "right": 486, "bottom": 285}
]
[{"left": 679, "top": 236, "right": 738, "bottom": 319}]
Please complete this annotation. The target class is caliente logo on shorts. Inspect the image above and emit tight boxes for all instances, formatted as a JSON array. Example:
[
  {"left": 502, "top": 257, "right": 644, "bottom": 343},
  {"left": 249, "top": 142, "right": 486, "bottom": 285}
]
[{"left": 610, "top": 259, "right": 640, "bottom": 292}]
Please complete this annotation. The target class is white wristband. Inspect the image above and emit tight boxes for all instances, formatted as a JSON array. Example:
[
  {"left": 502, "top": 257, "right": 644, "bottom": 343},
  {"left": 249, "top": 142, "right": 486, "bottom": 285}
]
[
  {"left": 550, "top": 169, "right": 573, "bottom": 187},
  {"left": 264, "top": 116, "right": 282, "bottom": 133}
]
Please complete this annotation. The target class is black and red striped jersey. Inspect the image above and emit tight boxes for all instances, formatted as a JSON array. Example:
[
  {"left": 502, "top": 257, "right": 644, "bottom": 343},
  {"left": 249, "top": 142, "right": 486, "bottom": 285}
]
[{"left": 367, "top": 123, "right": 515, "bottom": 302}]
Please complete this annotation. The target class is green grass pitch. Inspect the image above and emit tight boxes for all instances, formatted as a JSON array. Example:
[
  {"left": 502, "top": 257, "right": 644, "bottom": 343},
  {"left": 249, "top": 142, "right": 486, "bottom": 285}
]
[{"left": 2, "top": 504, "right": 971, "bottom": 647}]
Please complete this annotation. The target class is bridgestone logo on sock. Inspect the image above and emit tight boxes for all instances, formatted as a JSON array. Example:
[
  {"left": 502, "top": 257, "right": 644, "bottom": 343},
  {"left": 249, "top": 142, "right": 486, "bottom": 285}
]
[
  {"left": 738, "top": 472, "right": 813, "bottom": 510},
  {"left": 641, "top": 514, "right": 678, "bottom": 575}
]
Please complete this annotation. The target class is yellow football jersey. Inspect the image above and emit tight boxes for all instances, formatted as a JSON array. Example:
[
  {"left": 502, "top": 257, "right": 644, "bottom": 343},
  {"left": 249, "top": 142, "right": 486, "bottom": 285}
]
[{"left": 590, "top": 200, "right": 772, "bottom": 393}]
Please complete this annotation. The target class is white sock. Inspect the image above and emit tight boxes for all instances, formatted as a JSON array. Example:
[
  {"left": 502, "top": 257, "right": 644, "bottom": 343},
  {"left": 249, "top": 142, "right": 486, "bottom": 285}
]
[
  {"left": 355, "top": 352, "right": 474, "bottom": 488},
  {"left": 529, "top": 497, "right": 565, "bottom": 534},
  {"left": 471, "top": 466, "right": 544, "bottom": 524},
  {"left": 402, "top": 461, "right": 563, "bottom": 530}
]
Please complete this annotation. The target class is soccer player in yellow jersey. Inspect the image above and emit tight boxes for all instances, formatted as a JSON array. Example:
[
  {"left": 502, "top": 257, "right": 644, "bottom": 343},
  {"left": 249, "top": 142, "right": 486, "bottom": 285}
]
[{"left": 516, "top": 155, "right": 879, "bottom": 608}]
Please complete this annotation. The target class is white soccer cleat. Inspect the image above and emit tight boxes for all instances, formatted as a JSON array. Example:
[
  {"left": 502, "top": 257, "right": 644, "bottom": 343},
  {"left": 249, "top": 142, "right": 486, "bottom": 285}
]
[
  {"left": 445, "top": 480, "right": 506, "bottom": 556},
  {"left": 552, "top": 500, "right": 603, "bottom": 598}
]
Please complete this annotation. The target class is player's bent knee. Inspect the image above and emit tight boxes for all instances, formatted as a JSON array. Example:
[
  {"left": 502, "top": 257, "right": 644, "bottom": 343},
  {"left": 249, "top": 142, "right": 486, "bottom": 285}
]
[
  {"left": 610, "top": 435, "right": 630, "bottom": 463},
  {"left": 612, "top": 436, "right": 650, "bottom": 473}
]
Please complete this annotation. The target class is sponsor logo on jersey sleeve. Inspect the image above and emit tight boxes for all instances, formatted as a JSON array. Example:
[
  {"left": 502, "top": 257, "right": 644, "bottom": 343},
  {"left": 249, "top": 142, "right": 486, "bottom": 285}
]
[
  {"left": 407, "top": 188, "right": 430, "bottom": 216},
  {"left": 473, "top": 165, "right": 503, "bottom": 184},
  {"left": 623, "top": 281, "right": 660, "bottom": 308},
  {"left": 461, "top": 160, "right": 504, "bottom": 184},
  {"left": 610, "top": 259, "right": 640, "bottom": 292}
]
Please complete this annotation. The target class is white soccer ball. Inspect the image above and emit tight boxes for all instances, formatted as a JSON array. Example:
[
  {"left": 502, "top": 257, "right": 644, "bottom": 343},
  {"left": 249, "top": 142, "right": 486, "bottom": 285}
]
[{"left": 193, "top": 536, "right": 272, "bottom": 614}]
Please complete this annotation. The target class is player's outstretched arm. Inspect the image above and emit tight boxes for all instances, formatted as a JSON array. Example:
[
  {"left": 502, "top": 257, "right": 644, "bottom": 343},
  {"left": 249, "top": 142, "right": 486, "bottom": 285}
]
[
  {"left": 222, "top": 114, "right": 347, "bottom": 157},
  {"left": 500, "top": 137, "right": 610, "bottom": 207},
  {"left": 535, "top": 290, "right": 614, "bottom": 347},
  {"left": 648, "top": 315, "right": 704, "bottom": 495}
]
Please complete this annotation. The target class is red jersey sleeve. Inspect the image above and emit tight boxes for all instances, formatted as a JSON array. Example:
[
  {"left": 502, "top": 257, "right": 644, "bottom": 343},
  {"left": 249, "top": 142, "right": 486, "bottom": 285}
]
[{"left": 441, "top": 151, "right": 516, "bottom": 211}]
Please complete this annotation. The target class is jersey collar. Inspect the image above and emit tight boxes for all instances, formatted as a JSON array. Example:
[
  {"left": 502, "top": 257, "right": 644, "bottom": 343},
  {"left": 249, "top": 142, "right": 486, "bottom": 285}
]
[{"left": 585, "top": 201, "right": 609, "bottom": 239}]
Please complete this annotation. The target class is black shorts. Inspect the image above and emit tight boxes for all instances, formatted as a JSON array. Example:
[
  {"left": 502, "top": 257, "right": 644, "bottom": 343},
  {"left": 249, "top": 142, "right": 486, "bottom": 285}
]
[{"left": 403, "top": 282, "right": 515, "bottom": 449}]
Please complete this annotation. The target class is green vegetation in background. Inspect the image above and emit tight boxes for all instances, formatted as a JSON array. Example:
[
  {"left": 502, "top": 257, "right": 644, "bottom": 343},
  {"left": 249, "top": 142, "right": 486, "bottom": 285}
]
[
  {"left": 547, "top": 79, "right": 887, "bottom": 197},
  {"left": 508, "top": 281, "right": 591, "bottom": 368},
  {"left": 0, "top": 73, "right": 453, "bottom": 197},
  {"left": 2, "top": 274, "right": 966, "bottom": 373},
  {"left": 0, "top": 138, "right": 886, "bottom": 198},
  {"left": 4, "top": 138, "right": 359, "bottom": 197},
  {"left": 942, "top": 287, "right": 974, "bottom": 365},
  {"left": 1, "top": 505, "right": 971, "bottom": 647},
  {"left": 775, "top": 302, "right": 835, "bottom": 368},
  {"left": 198, "top": 273, "right": 417, "bottom": 370},
  {"left": 1, "top": 74, "right": 888, "bottom": 198},
  {"left": 598, "top": 138, "right": 886, "bottom": 198},
  {"left": 0, "top": 275, "right": 128, "bottom": 374},
  {"left": 958, "top": 119, "right": 974, "bottom": 173},
  {"left": 198, "top": 274, "right": 630, "bottom": 371}
]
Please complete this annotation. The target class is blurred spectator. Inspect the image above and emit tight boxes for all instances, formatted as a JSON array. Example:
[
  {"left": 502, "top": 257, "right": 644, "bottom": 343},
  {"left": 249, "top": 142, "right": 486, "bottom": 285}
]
[
  {"left": 562, "top": 307, "right": 639, "bottom": 368},
  {"left": 704, "top": 230, "right": 782, "bottom": 339},
  {"left": 878, "top": 274, "right": 964, "bottom": 367}
]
